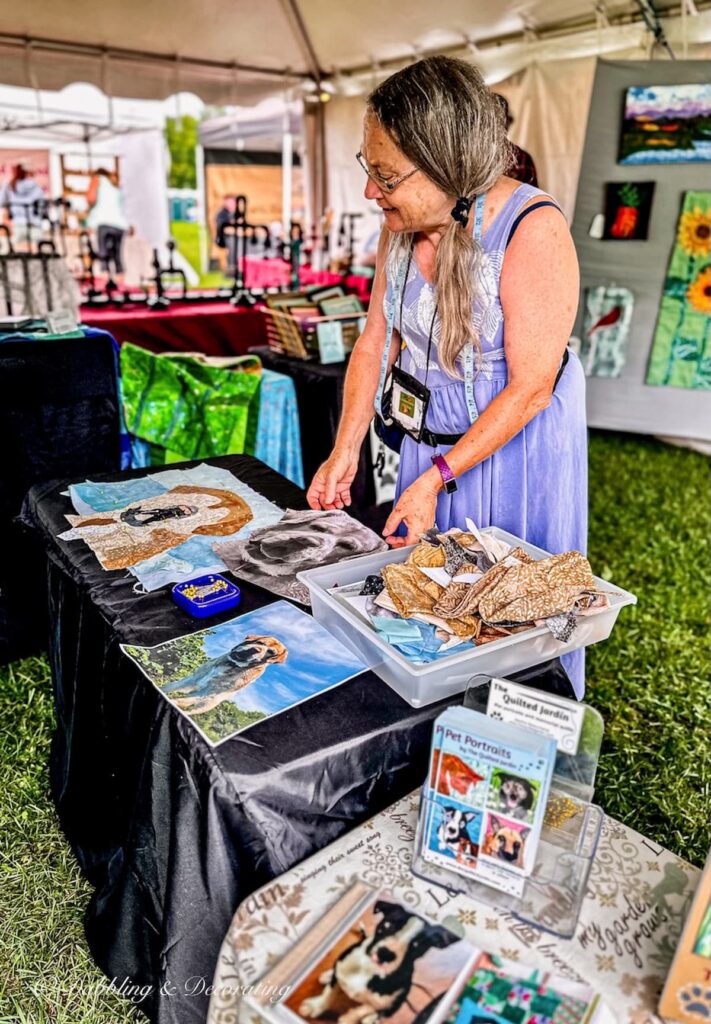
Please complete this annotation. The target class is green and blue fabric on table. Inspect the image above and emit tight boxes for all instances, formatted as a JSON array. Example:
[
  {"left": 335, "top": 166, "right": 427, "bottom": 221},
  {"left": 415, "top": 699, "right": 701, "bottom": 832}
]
[
  {"left": 121, "top": 345, "right": 262, "bottom": 462},
  {"left": 121, "top": 345, "right": 304, "bottom": 486}
]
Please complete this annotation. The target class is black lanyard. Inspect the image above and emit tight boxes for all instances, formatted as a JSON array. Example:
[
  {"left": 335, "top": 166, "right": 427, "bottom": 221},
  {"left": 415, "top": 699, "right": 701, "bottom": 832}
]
[{"left": 397, "top": 239, "right": 438, "bottom": 390}]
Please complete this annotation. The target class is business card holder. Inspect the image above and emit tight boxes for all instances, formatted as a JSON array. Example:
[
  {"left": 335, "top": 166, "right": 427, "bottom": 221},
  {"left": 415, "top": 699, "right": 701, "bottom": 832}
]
[{"left": 411, "top": 677, "right": 605, "bottom": 938}]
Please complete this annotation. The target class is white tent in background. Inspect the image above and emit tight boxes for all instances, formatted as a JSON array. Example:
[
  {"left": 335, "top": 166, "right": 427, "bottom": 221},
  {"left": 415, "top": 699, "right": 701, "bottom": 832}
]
[
  {"left": 0, "top": 83, "right": 199, "bottom": 284},
  {"left": 0, "top": 0, "right": 709, "bottom": 240}
]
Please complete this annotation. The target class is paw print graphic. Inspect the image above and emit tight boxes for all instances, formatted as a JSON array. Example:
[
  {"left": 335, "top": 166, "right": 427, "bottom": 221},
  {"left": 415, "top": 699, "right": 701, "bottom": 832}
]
[{"left": 679, "top": 985, "right": 711, "bottom": 1018}]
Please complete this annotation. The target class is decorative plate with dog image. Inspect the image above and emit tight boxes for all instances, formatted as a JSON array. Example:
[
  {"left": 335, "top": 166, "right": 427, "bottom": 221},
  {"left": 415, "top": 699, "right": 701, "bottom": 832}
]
[
  {"left": 121, "top": 601, "right": 365, "bottom": 746},
  {"left": 282, "top": 892, "right": 475, "bottom": 1024}
]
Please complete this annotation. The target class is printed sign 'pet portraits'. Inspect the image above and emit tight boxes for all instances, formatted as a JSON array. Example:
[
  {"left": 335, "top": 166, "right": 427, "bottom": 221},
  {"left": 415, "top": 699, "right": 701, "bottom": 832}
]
[
  {"left": 122, "top": 601, "right": 364, "bottom": 745},
  {"left": 422, "top": 708, "right": 555, "bottom": 895}
]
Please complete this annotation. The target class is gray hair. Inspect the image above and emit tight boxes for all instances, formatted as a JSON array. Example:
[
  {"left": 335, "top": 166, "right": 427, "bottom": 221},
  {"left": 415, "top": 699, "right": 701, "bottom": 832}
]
[{"left": 367, "top": 56, "right": 512, "bottom": 377}]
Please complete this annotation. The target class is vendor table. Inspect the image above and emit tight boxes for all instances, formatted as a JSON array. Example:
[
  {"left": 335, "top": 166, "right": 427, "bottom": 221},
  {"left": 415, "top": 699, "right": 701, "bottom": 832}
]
[
  {"left": 22, "top": 455, "right": 572, "bottom": 1024},
  {"left": 242, "top": 258, "right": 372, "bottom": 302},
  {"left": 252, "top": 347, "right": 376, "bottom": 509},
  {"left": 82, "top": 303, "right": 267, "bottom": 356},
  {"left": 208, "top": 791, "right": 697, "bottom": 1024},
  {"left": 0, "top": 327, "right": 122, "bottom": 662}
]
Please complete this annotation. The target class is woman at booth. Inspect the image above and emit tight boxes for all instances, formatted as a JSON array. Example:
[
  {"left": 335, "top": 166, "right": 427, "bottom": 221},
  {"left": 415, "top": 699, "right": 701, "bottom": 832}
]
[{"left": 306, "top": 56, "right": 587, "bottom": 692}]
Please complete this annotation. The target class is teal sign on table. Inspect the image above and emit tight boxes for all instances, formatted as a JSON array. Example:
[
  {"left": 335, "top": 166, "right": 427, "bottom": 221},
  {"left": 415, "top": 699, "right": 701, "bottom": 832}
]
[{"left": 316, "top": 321, "right": 345, "bottom": 364}]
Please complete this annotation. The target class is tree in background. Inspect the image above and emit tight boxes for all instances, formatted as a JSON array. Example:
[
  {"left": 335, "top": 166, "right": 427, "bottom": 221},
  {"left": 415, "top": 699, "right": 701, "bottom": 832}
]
[
  {"left": 165, "top": 115, "right": 199, "bottom": 188},
  {"left": 125, "top": 631, "right": 212, "bottom": 686}
]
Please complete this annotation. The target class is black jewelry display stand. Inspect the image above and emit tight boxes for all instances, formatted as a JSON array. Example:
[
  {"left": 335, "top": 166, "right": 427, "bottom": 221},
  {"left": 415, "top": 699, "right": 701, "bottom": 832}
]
[
  {"left": 338, "top": 211, "right": 363, "bottom": 270},
  {"left": 221, "top": 195, "right": 272, "bottom": 307}
]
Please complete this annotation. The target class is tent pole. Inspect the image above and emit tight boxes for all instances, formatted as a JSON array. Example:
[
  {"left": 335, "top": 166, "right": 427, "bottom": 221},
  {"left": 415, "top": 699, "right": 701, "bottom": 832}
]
[
  {"left": 282, "top": 103, "right": 293, "bottom": 238},
  {"left": 195, "top": 143, "right": 208, "bottom": 275}
]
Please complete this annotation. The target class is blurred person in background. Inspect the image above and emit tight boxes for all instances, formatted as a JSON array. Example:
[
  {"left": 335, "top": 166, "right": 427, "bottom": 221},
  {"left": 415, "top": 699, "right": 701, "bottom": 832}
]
[
  {"left": 86, "top": 168, "right": 130, "bottom": 285},
  {"left": 493, "top": 94, "right": 538, "bottom": 187},
  {"left": 215, "top": 196, "right": 237, "bottom": 274},
  {"left": 0, "top": 164, "right": 47, "bottom": 250}
]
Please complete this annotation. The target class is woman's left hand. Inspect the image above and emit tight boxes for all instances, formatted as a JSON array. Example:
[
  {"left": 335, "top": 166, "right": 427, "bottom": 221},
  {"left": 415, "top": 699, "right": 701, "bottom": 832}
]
[{"left": 382, "top": 471, "right": 441, "bottom": 547}]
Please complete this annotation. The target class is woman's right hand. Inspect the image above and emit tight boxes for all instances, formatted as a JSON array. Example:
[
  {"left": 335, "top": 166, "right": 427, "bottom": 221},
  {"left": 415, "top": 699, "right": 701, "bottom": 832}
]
[{"left": 306, "top": 447, "right": 359, "bottom": 511}]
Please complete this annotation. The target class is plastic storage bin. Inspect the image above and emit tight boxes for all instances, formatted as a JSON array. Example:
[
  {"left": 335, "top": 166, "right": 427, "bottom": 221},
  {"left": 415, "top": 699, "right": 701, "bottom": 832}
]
[{"left": 297, "top": 527, "right": 636, "bottom": 708}]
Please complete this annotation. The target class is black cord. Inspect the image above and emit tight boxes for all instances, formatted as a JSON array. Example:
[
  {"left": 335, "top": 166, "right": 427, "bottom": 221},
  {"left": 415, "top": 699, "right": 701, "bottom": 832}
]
[
  {"left": 635, "top": 0, "right": 675, "bottom": 58},
  {"left": 397, "top": 238, "right": 438, "bottom": 389}
]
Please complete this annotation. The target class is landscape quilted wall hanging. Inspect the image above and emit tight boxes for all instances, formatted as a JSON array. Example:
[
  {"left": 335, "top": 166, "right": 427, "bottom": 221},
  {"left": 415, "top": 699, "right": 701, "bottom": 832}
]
[
  {"left": 646, "top": 191, "right": 711, "bottom": 390},
  {"left": 619, "top": 84, "right": 711, "bottom": 165}
]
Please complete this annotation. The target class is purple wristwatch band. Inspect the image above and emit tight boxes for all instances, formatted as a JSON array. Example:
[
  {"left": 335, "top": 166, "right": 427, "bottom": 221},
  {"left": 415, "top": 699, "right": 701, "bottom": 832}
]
[{"left": 431, "top": 453, "right": 457, "bottom": 494}]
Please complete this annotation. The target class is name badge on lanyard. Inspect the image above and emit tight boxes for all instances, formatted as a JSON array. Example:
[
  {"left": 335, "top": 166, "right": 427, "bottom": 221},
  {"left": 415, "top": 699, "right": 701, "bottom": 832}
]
[{"left": 386, "top": 364, "right": 431, "bottom": 442}]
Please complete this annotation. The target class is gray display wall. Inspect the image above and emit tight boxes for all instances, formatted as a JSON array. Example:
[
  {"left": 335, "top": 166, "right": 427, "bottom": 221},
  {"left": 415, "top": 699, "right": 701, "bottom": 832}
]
[{"left": 572, "top": 59, "right": 710, "bottom": 442}]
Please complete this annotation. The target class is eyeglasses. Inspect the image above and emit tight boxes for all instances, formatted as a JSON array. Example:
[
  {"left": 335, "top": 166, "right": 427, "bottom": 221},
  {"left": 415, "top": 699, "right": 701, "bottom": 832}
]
[{"left": 355, "top": 151, "right": 419, "bottom": 193}]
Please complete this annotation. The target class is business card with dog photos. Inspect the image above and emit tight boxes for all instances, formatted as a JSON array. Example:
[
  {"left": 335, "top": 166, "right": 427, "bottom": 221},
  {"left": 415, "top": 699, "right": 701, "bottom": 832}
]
[
  {"left": 260, "top": 885, "right": 476, "bottom": 1024},
  {"left": 422, "top": 708, "right": 556, "bottom": 892}
]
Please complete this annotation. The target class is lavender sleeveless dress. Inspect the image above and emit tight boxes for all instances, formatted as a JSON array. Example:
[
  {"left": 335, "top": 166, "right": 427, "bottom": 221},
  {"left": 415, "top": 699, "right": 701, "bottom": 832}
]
[{"left": 384, "top": 184, "right": 588, "bottom": 696}]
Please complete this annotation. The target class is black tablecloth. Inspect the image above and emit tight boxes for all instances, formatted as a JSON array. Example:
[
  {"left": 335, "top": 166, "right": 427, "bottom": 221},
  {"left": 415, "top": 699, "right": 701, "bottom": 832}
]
[
  {"left": 251, "top": 347, "right": 375, "bottom": 508},
  {"left": 22, "top": 455, "right": 572, "bottom": 1024},
  {"left": 1, "top": 329, "right": 122, "bottom": 662}
]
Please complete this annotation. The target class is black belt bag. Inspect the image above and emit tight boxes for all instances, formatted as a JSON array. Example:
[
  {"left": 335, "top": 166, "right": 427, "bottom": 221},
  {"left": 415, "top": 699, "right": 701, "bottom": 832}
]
[{"left": 375, "top": 348, "right": 570, "bottom": 454}]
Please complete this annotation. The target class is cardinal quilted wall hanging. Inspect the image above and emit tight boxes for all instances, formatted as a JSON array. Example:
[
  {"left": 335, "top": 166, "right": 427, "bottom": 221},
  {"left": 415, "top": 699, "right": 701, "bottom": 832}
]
[
  {"left": 581, "top": 286, "right": 634, "bottom": 378},
  {"left": 646, "top": 190, "right": 711, "bottom": 390}
]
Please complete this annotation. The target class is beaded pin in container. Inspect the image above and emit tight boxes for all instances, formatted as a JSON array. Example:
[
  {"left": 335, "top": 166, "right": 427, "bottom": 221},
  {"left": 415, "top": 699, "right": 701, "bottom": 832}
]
[{"left": 172, "top": 574, "right": 241, "bottom": 619}]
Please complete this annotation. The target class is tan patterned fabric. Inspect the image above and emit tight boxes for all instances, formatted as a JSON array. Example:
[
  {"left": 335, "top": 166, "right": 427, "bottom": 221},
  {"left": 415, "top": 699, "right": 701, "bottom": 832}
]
[
  {"left": 381, "top": 563, "right": 444, "bottom": 618},
  {"left": 478, "top": 550, "right": 597, "bottom": 624},
  {"left": 406, "top": 542, "right": 447, "bottom": 569},
  {"left": 433, "top": 561, "right": 510, "bottom": 619},
  {"left": 382, "top": 563, "right": 480, "bottom": 640}
]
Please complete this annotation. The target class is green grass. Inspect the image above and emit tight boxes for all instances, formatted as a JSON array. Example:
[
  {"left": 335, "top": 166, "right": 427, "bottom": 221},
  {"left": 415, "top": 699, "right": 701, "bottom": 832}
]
[
  {"left": 0, "top": 431, "right": 709, "bottom": 1020},
  {"left": 0, "top": 657, "right": 140, "bottom": 1023},
  {"left": 586, "top": 433, "right": 710, "bottom": 862},
  {"left": 170, "top": 220, "right": 226, "bottom": 289}
]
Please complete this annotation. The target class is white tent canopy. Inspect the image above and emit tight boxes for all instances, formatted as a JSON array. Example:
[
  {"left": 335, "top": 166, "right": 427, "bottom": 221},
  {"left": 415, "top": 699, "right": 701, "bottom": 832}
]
[
  {"left": 1, "top": 1, "right": 709, "bottom": 243},
  {"left": 1, "top": 0, "right": 709, "bottom": 105}
]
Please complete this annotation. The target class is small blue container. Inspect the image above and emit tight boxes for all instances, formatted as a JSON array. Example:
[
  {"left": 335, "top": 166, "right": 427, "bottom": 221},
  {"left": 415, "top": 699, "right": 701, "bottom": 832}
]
[{"left": 172, "top": 574, "right": 241, "bottom": 619}]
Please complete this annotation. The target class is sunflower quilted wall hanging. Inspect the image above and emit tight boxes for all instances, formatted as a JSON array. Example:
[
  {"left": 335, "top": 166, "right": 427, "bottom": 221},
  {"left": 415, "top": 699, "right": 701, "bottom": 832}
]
[{"left": 646, "top": 191, "right": 711, "bottom": 390}]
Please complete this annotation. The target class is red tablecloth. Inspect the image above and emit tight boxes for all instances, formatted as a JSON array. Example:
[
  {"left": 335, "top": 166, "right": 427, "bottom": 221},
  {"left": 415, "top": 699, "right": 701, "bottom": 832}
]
[
  {"left": 81, "top": 266, "right": 371, "bottom": 357},
  {"left": 243, "top": 259, "right": 372, "bottom": 301},
  {"left": 81, "top": 303, "right": 266, "bottom": 356}
]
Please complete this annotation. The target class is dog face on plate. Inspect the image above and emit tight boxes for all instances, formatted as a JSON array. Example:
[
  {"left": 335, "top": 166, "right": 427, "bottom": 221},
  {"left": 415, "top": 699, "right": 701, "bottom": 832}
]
[
  {"left": 297, "top": 899, "right": 460, "bottom": 1023},
  {"left": 366, "top": 900, "right": 456, "bottom": 973}
]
